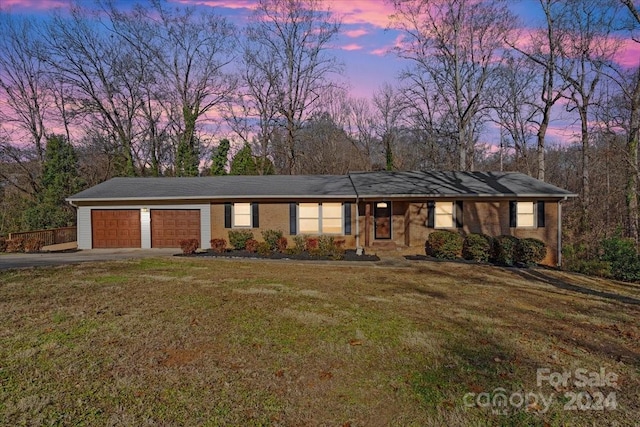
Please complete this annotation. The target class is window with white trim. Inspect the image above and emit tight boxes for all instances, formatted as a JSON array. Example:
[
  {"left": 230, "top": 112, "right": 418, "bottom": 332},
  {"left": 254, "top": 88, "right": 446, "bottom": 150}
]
[
  {"left": 435, "top": 202, "right": 454, "bottom": 228},
  {"left": 298, "top": 202, "right": 343, "bottom": 234},
  {"left": 299, "top": 203, "right": 320, "bottom": 234},
  {"left": 321, "top": 203, "right": 342, "bottom": 234},
  {"left": 516, "top": 201, "right": 535, "bottom": 227},
  {"left": 233, "top": 203, "right": 252, "bottom": 227}
]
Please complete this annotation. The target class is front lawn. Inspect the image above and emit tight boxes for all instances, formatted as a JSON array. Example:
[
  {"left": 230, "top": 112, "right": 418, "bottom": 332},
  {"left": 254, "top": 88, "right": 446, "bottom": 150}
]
[{"left": 0, "top": 258, "right": 638, "bottom": 426}]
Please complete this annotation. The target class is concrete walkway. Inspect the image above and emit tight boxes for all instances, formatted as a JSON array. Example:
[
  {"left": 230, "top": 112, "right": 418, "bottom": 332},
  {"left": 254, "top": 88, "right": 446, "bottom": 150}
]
[{"left": 0, "top": 248, "right": 177, "bottom": 270}]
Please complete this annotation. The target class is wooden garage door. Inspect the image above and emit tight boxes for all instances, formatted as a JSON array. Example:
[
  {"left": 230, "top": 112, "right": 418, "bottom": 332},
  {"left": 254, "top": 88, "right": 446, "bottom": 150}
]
[
  {"left": 92, "top": 210, "right": 141, "bottom": 248},
  {"left": 151, "top": 210, "right": 201, "bottom": 248}
]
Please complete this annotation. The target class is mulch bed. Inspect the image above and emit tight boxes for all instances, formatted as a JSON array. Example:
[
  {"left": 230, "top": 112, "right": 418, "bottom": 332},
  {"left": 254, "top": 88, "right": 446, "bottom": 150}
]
[{"left": 177, "top": 249, "right": 380, "bottom": 262}]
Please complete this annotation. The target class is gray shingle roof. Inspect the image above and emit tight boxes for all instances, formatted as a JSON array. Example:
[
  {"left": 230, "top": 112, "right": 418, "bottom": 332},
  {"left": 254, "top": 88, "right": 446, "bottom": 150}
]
[
  {"left": 348, "top": 171, "right": 575, "bottom": 198},
  {"left": 67, "top": 171, "right": 576, "bottom": 202},
  {"left": 68, "top": 175, "right": 356, "bottom": 201}
]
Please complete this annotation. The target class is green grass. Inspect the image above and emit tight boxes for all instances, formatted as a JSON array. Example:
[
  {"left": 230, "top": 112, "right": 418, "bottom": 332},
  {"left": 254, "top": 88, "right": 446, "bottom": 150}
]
[{"left": 0, "top": 257, "right": 639, "bottom": 426}]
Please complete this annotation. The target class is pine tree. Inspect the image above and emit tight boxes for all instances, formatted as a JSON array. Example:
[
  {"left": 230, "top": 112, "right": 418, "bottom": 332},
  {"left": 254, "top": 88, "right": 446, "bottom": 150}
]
[
  {"left": 22, "top": 135, "right": 84, "bottom": 229},
  {"left": 210, "top": 139, "right": 230, "bottom": 175},
  {"left": 230, "top": 143, "right": 258, "bottom": 175}
]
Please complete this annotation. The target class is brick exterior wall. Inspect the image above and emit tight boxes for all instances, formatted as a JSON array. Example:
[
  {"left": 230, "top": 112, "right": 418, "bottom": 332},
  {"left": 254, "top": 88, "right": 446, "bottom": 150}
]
[
  {"left": 359, "top": 200, "right": 560, "bottom": 266},
  {"left": 210, "top": 202, "right": 357, "bottom": 248},
  {"left": 210, "top": 200, "right": 560, "bottom": 266}
]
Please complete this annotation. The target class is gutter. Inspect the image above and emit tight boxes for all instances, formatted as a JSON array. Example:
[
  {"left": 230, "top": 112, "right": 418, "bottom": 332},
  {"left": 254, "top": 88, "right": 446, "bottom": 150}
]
[{"left": 347, "top": 173, "right": 363, "bottom": 255}]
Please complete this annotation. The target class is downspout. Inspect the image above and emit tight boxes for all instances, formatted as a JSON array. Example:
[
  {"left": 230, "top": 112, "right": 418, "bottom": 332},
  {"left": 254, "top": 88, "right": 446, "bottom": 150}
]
[
  {"left": 348, "top": 173, "right": 363, "bottom": 255},
  {"left": 557, "top": 197, "right": 566, "bottom": 267}
]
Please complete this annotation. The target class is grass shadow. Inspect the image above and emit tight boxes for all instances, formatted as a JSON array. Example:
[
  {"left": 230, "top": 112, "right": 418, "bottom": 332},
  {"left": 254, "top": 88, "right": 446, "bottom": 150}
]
[{"left": 512, "top": 268, "right": 640, "bottom": 306}]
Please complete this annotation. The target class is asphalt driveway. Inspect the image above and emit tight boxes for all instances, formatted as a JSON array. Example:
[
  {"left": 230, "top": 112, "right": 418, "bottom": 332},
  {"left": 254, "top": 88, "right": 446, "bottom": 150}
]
[{"left": 0, "top": 249, "right": 178, "bottom": 270}]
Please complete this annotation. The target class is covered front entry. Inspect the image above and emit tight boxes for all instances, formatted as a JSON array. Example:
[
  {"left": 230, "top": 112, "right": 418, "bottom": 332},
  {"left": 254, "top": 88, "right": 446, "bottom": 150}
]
[
  {"left": 151, "top": 209, "right": 200, "bottom": 248},
  {"left": 92, "top": 209, "right": 141, "bottom": 248},
  {"left": 374, "top": 201, "right": 392, "bottom": 239}
]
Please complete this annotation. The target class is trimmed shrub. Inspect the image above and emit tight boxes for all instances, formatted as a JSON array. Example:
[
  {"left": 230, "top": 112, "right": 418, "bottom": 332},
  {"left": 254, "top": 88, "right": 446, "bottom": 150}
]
[
  {"left": 601, "top": 236, "right": 640, "bottom": 282},
  {"left": 491, "top": 235, "right": 519, "bottom": 265},
  {"left": 276, "top": 236, "right": 288, "bottom": 253},
  {"left": 317, "top": 235, "right": 345, "bottom": 260},
  {"left": 228, "top": 230, "right": 254, "bottom": 250},
  {"left": 6, "top": 238, "right": 25, "bottom": 253},
  {"left": 261, "top": 229, "right": 283, "bottom": 251},
  {"left": 305, "top": 236, "right": 319, "bottom": 252},
  {"left": 425, "top": 230, "right": 463, "bottom": 260},
  {"left": 245, "top": 239, "right": 259, "bottom": 253},
  {"left": 179, "top": 239, "right": 199, "bottom": 255},
  {"left": 210, "top": 238, "right": 227, "bottom": 253},
  {"left": 257, "top": 241, "right": 272, "bottom": 256},
  {"left": 24, "top": 238, "right": 44, "bottom": 253},
  {"left": 0, "top": 237, "right": 7, "bottom": 252},
  {"left": 290, "top": 235, "right": 306, "bottom": 255},
  {"left": 515, "top": 238, "right": 547, "bottom": 265},
  {"left": 462, "top": 233, "right": 492, "bottom": 262}
]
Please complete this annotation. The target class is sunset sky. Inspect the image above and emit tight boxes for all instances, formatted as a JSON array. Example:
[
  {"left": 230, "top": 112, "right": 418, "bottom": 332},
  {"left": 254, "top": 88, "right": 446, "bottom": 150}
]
[{"left": 1, "top": 0, "right": 639, "bottom": 146}]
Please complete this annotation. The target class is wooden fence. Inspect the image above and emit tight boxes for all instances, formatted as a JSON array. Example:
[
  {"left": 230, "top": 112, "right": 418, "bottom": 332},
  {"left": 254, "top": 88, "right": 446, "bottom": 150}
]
[{"left": 8, "top": 226, "right": 77, "bottom": 246}]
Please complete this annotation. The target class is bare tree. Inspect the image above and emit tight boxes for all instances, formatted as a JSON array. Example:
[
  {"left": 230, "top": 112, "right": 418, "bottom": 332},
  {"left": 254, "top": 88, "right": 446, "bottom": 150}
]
[
  {"left": 373, "top": 83, "right": 405, "bottom": 171},
  {"left": 296, "top": 112, "right": 360, "bottom": 174},
  {"left": 222, "top": 25, "right": 281, "bottom": 175},
  {"left": 104, "top": 3, "right": 173, "bottom": 176},
  {"left": 43, "top": 5, "right": 145, "bottom": 176},
  {"left": 245, "top": 0, "right": 342, "bottom": 174},
  {"left": 0, "top": 14, "right": 50, "bottom": 193},
  {"left": 554, "top": 0, "right": 621, "bottom": 229},
  {"left": 489, "top": 53, "right": 539, "bottom": 175},
  {"left": 612, "top": 0, "right": 640, "bottom": 242},
  {"left": 151, "top": 1, "right": 236, "bottom": 176},
  {"left": 392, "top": 0, "right": 516, "bottom": 171},
  {"left": 346, "top": 97, "right": 378, "bottom": 170},
  {"left": 506, "top": 0, "right": 570, "bottom": 181}
]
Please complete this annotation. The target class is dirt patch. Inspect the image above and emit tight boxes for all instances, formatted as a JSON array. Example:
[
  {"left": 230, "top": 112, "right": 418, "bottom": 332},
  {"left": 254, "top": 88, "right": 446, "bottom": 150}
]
[{"left": 158, "top": 348, "right": 203, "bottom": 367}]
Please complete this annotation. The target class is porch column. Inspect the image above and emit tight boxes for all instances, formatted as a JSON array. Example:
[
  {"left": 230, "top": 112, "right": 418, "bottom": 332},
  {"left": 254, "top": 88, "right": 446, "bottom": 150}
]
[{"left": 365, "top": 202, "right": 371, "bottom": 247}]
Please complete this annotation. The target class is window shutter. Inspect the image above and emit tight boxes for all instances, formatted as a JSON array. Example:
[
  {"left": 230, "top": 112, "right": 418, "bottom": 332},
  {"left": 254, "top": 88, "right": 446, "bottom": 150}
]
[
  {"left": 509, "top": 201, "right": 517, "bottom": 228},
  {"left": 252, "top": 203, "right": 259, "bottom": 228},
  {"left": 224, "top": 203, "right": 231, "bottom": 228},
  {"left": 537, "top": 201, "right": 545, "bottom": 228},
  {"left": 455, "top": 201, "right": 464, "bottom": 228},
  {"left": 427, "top": 201, "right": 435, "bottom": 228},
  {"left": 289, "top": 203, "right": 297, "bottom": 235},
  {"left": 344, "top": 202, "right": 352, "bottom": 235}
]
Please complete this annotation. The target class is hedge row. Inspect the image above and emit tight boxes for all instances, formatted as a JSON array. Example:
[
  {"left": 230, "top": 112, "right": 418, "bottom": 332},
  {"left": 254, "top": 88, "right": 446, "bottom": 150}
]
[
  {"left": 426, "top": 231, "right": 547, "bottom": 265},
  {"left": 222, "top": 230, "right": 345, "bottom": 259}
]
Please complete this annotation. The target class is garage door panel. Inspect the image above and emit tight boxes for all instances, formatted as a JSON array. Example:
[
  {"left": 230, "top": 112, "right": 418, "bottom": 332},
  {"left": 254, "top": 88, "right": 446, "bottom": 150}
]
[
  {"left": 151, "top": 210, "right": 200, "bottom": 248},
  {"left": 92, "top": 210, "right": 141, "bottom": 248}
]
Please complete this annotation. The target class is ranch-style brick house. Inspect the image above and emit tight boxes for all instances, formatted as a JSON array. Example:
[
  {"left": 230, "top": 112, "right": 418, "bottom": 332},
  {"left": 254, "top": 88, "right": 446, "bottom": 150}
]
[{"left": 67, "top": 171, "right": 576, "bottom": 266}]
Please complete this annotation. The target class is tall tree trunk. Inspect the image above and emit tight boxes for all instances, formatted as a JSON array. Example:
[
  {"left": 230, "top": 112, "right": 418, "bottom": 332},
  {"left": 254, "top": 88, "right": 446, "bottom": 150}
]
[
  {"left": 537, "top": 107, "right": 550, "bottom": 181},
  {"left": 579, "top": 107, "right": 590, "bottom": 233},
  {"left": 626, "top": 69, "right": 640, "bottom": 242}
]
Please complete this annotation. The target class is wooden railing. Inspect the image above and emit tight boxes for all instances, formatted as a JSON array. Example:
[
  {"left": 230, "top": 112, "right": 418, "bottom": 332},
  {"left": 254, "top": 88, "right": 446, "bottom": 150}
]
[{"left": 9, "top": 226, "right": 77, "bottom": 246}]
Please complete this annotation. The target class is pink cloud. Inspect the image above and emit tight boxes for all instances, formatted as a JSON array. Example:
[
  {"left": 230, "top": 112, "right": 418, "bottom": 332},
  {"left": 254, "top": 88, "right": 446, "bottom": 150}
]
[
  {"left": 323, "top": 0, "right": 394, "bottom": 28},
  {"left": 370, "top": 33, "right": 406, "bottom": 57},
  {"left": 0, "top": 0, "right": 67, "bottom": 10},
  {"left": 173, "top": 0, "right": 394, "bottom": 28},
  {"left": 170, "top": 0, "right": 257, "bottom": 10},
  {"left": 341, "top": 43, "right": 363, "bottom": 51},
  {"left": 344, "top": 28, "right": 369, "bottom": 38},
  {"left": 616, "top": 39, "right": 640, "bottom": 68}
]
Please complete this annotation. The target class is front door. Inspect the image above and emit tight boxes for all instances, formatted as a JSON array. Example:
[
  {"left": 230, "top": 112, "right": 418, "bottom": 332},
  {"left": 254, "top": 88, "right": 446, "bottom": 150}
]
[{"left": 374, "top": 201, "right": 391, "bottom": 239}]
